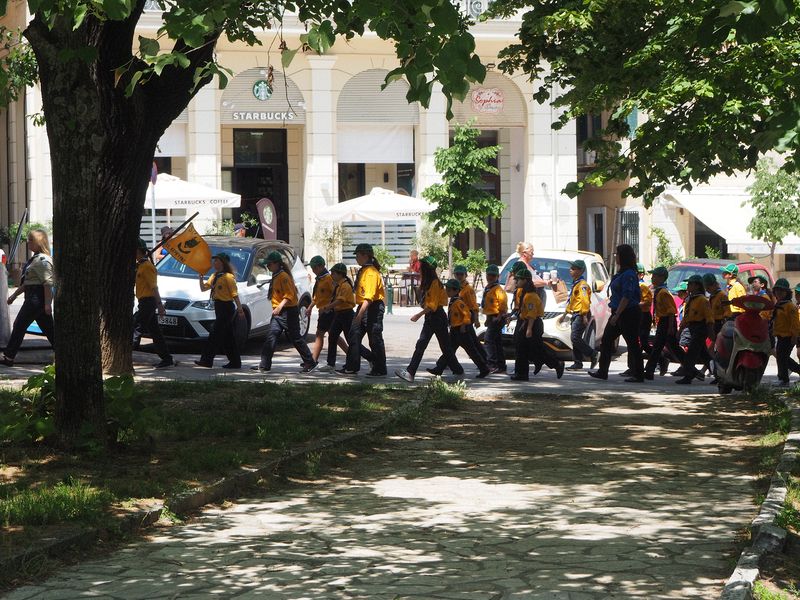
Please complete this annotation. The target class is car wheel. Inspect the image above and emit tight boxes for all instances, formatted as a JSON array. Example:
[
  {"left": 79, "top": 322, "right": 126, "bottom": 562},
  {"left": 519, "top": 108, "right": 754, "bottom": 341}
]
[
  {"left": 298, "top": 298, "right": 311, "bottom": 339},
  {"left": 234, "top": 308, "right": 251, "bottom": 352}
]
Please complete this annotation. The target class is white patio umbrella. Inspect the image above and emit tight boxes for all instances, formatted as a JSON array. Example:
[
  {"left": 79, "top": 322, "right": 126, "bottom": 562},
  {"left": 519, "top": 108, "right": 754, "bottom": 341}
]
[
  {"left": 145, "top": 173, "right": 241, "bottom": 246},
  {"left": 315, "top": 187, "right": 434, "bottom": 245}
]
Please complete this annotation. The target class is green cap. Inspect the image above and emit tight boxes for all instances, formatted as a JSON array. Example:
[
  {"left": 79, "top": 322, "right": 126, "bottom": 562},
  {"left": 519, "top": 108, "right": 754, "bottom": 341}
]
[
  {"left": 649, "top": 266, "right": 669, "bottom": 278},
  {"left": 636, "top": 262, "right": 645, "bottom": 273},
  {"left": 354, "top": 243, "right": 373, "bottom": 255},
  {"left": 445, "top": 278, "right": 462, "bottom": 290},
  {"left": 265, "top": 250, "right": 283, "bottom": 264},
  {"left": 137, "top": 238, "right": 148, "bottom": 251},
  {"left": 453, "top": 264, "right": 468, "bottom": 275},
  {"left": 702, "top": 273, "right": 717, "bottom": 286},
  {"left": 721, "top": 263, "right": 739, "bottom": 276},
  {"left": 795, "top": 283, "right": 800, "bottom": 293},
  {"left": 486, "top": 264, "right": 500, "bottom": 276},
  {"left": 512, "top": 260, "right": 527, "bottom": 274},
  {"left": 686, "top": 274, "right": 704, "bottom": 285},
  {"left": 748, "top": 274, "right": 768, "bottom": 286},
  {"left": 570, "top": 259, "right": 586, "bottom": 271},
  {"left": 773, "top": 277, "right": 791, "bottom": 290},
  {"left": 308, "top": 255, "right": 326, "bottom": 267},
  {"left": 674, "top": 281, "right": 688, "bottom": 292},
  {"left": 515, "top": 269, "right": 532, "bottom": 280},
  {"left": 331, "top": 262, "right": 348, "bottom": 275},
  {"left": 421, "top": 255, "right": 438, "bottom": 269},
  {"left": 212, "top": 252, "right": 231, "bottom": 263}
]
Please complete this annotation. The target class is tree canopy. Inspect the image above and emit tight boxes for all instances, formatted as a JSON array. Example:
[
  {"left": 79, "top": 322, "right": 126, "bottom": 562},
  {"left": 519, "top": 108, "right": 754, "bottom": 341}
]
[{"left": 487, "top": 0, "right": 800, "bottom": 205}]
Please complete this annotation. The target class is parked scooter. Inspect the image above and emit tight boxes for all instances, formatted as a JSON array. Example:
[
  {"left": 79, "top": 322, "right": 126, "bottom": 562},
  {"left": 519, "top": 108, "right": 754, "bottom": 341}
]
[{"left": 714, "top": 295, "right": 774, "bottom": 394}]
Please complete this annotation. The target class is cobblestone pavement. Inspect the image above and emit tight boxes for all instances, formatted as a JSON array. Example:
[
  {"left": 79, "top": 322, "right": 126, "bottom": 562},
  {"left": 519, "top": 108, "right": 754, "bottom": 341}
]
[{"left": 6, "top": 388, "right": 759, "bottom": 599}]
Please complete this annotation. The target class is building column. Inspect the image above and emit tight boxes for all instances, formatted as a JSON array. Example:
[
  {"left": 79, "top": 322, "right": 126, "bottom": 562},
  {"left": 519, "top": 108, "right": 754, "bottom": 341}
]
[
  {"left": 25, "top": 85, "right": 53, "bottom": 226},
  {"left": 303, "top": 55, "right": 338, "bottom": 260},
  {"left": 525, "top": 84, "right": 578, "bottom": 250},
  {"left": 415, "top": 83, "right": 449, "bottom": 195},
  {"left": 186, "top": 82, "right": 220, "bottom": 233}
]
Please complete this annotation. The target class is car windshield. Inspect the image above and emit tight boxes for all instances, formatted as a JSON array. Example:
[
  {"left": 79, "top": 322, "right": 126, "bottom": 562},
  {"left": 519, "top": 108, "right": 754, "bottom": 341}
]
[
  {"left": 157, "top": 246, "right": 253, "bottom": 282},
  {"left": 500, "top": 257, "right": 573, "bottom": 285},
  {"left": 667, "top": 265, "right": 725, "bottom": 291}
]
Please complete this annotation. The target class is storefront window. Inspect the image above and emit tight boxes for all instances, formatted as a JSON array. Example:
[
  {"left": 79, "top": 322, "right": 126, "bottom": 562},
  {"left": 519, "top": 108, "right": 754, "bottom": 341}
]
[
  {"left": 397, "top": 163, "right": 415, "bottom": 196},
  {"left": 338, "top": 163, "right": 365, "bottom": 202},
  {"left": 234, "top": 130, "right": 286, "bottom": 165}
]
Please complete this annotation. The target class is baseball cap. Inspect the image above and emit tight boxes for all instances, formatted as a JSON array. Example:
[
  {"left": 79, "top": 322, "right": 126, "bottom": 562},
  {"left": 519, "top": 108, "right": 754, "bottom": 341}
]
[
  {"left": 421, "top": 256, "right": 438, "bottom": 269},
  {"left": 137, "top": 238, "right": 148, "bottom": 251},
  {"left": 265, "top": 250, "right": 283, "bottom": 263},
  {"left": 795, "top": 283, "right": 800, "bottom": 293},
  {"left": 512, "top": 261, "right": 527, "bottom": 274},
  {"left": 160, "top": 226, "right": 173, "bottom": 236},
  {"left": 308, "top": 255, "right": 326, "bottom": 267},
  {"left": 486, "top": 264, "right": 500, "bottom": 276},
  {"left": 748, "top": 275, "right": 768, "bottom": 286},
  {"left": 445, "top": 278, "right": 462, "bottom": 290},
  {"left": 702, "top": 273, "right": 717, "bottom": 286},
  {"left": 354, "top": 243, "right": 373, "bottom": 255},
  {"left": 233, "top": 223, "right": 245, "bottom": 232},
  {"left": 721, "top": 263, "right": 739, "bottom": 276},
  {"left": 331, "top": 262, "right": 348, "bottom": 275},
  {"left": 636, "top": 262, "right": 645, "bottom": 273},
  {"left": 515, "top": 269, "right": 532, "bottom": 280},
  {"left": 686, "top": 274, "right": 703, "bottom": 285},
  {"left": 212, "top": 252, "right": 231, "bottom": 263},
  {"left": 773, "top": 278, "right": 791, "bottom": 290},
  {"left": 453, "top": 264, "right": 468, "bottom": 275},
  {"left": 570, "top": 259, "right": 586, "bottom": 271},
  {"left": 649, "top": 266, "right": 669, "bottom": 278},
  {"left": 673, "top": 281, "right": 688, "bottom": 292}
]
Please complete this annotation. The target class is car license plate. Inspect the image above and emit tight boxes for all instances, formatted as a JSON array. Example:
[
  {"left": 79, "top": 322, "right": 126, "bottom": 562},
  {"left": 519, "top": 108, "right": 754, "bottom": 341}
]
[{"left": 158, "top": 315, "right": 178, "bottom": 327}]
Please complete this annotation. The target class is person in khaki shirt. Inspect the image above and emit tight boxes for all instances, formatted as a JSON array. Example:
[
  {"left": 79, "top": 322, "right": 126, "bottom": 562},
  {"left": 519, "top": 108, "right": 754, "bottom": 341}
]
[
  {"left": 511, "top": 269, "right": 563, "bottom": 381},
  {"left": 253, "top": 250, "right": 314, "bottom": 373},
  {"left": 722, "top": 263, "right": 747, "bottom": 315},
  {"left": 481, "top": 264, "right": 508, "bottom": 373},
  {"left": 195, "top": 252, "right": 244, "bottom": 370},
  {"left": 637, "top": 263, "right": 654, "bottom": 354},
  {"left": 132, "top": 238, "right": 173, "bottom": 369},
  {"left": 643, "top": 266, "right": 682, "bottom": 380},
  {"left": 429, "top": 279, "right": 489, "bottom": 378},
  {"left": 772, "top": 278, "right": 800, "bottom": 385},
  {"left": 563, "top": 259, "right": 596, "bottom": 371},
  {"left": 675, "top": 275, "right": 714, "bottom": 385},
  {"left": 453, "top": 264, "right": 488, "bottom": 364},
  {"left": 306, "top": 255, "right": 339, "bottom": 368},
  {"left": 319, "top": 263, "right": 355, "bottom": 372}
]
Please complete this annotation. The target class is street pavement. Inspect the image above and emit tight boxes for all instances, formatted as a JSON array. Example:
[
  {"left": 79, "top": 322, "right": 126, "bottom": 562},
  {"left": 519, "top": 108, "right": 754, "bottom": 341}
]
[{"left": 4, "top": 382, "right": 758, "bottom": 598}]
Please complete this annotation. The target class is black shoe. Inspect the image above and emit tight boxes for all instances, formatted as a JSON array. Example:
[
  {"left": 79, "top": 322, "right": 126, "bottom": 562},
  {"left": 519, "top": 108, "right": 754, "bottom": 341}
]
[
  {"left": 222, "top": 363, "right": 241, "bottom": 370},
  {"left": 671, "top": 368, "right": 685, "bottom": 377},
  {"left": 644, "top": 372, "right": 654, "bottom": 381},
  {"left": 618, "top": 369, "right": 632, "bottom": 377},
  {"left": 676, "top": 377, "right": 693, "bottom": 384},
  {"left": 476, "top": 370, "right": 490, "bottom": 379},
  {"left": 194, "top": 360, "right": 213, "bottom": 368},
  {"left": 510, "top": 375, "right": 529, "bottom": 381},
  {"left": 301, "top": 362, "right": 318, "bottom": 373},
  {"left": 565, "top": 363, "right": 583, "bottom": 371},
  {"left": 709, "top": 377, "right": 718, "bottom": 385},
  {"left": 555, "top": 361, "right": 564, "bottom": 379},
  {"left": 426, "top": 368, "right": 444, "bottom": 376},
  {"left": 533, "top": 363, "right": 542, "bottom": 375},
  {"left": 0, "top": 356, "right": 14, "bottom": 367},
  {"left": 365, "top": 371, "right": 387, "bottom": 377},
  {"left": 490, "top": 367, "right": 507, "bottom": 374},
  {"left": 588, "top": 370, "right": 608, "bottom": 380},
  {"left": 250, "top": 365, "right": 270, "bottom": 372},
  {"left": 624, "top": 377, "right": 644, "bottom": 383},
  {"left": 659, "top": 358, "right": 669, "bottom": 376},
  {"left": 336, "top": 368, "right": 357, "bottom": 376},
  {"left": 590, "top": 352, "right": 598, "bottom": 370},
  {"left": 154, "top": 359, "right": 174, "bottom": 369},
  {"left": 694, "top": 372, "right": 705, "bottom": 381}
]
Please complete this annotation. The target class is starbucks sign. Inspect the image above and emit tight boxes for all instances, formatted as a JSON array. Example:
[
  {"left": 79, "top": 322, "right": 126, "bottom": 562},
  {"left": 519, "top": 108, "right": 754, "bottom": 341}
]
[{"left": 252, "top": 80, "right": 272, "bottom": 101}]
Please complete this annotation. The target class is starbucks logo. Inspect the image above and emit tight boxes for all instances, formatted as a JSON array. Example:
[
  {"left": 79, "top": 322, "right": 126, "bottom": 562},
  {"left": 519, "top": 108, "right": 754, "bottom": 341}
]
[
  {"left": 252, "top": 80, "right": 272, "bottom": 101},
  {"left": 262, "top": 205, "right": 274, "bottom": 224}
]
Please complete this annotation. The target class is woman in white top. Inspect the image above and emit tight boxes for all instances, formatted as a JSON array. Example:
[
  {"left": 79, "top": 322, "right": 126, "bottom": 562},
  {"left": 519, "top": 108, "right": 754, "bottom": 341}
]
[{"left": 2, "top": 229, "right": 55, "bottom": 366}]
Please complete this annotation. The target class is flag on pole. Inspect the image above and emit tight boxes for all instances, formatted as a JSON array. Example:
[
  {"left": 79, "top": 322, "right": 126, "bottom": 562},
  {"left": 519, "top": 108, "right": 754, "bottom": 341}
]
[{"left": 161, "top": 223, "right": 211, "bottom": 274}]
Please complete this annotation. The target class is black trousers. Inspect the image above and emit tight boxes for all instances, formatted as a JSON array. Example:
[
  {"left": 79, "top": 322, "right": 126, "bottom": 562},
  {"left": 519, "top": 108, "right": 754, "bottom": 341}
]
[
  {"left": 596, "top": 306, "right": 642, "bottom": 378},
  {"left": 644, "top": 316, "right": 683, "bottom": 375},
  {"left": 484, "top": 315, "right": 506, "bottom": 370},
  {"left": 639, "top": 311, "right": 653, "bottom": 353},
  {"left": 407, "top": 308, "right": 461, "bottom": 375},
  {"left": 132, "top": 296, "right": 172, "bottom": 361},
  {"left": 326, "top": 309, "right": 354, "bottom": 367},
  {"left": 680, "top": 323, "right": 708, "bottom": 377},
  {"left": 776, "top": 336, "right": 800, "bottom": 382},
  {"left": 201, "top": 300, "right": 240, "bottom": 366},
  {"left": 570, "top": 313, "right": 594, "bottom": 363},
  {"left": 260, "top": 305, "right": 312, "bottom": 369},
  {"left": 5, "top": 287, "right": 54, "bottom": 359},
  {"left": 433, "top": 326, "right": 488, "bottom": 374},
  {"left": 514, "top": 318, "right": 559, "bottom": 380},
  {"left": 345, "top": 301, "right": 386, "bottom": 373}
]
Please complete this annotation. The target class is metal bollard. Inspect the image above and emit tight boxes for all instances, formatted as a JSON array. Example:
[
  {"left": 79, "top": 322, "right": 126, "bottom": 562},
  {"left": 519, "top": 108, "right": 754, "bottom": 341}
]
[{"left": 386, "top": 280, "right": 393, "bottom": 314}]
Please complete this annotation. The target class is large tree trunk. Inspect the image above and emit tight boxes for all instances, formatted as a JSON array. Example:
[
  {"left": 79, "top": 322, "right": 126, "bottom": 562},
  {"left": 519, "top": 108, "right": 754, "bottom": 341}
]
[{"left": 25, "top": 8, "right": 217, "bottom": 445}]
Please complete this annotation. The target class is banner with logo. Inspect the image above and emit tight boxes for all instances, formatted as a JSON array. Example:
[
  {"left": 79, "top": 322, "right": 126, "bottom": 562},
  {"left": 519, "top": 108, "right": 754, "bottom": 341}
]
[
  {"left": 256, "top": 197, "right": 278, "bottom": 241},
  {"left": 161, "top": 223, "right": 211, "bottom": 274}
]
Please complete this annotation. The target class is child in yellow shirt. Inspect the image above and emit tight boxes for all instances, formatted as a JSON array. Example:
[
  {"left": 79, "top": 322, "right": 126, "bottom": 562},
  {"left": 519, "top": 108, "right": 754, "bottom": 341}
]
[{"left": 772, "top": 278, "right": 800, "bottom": 386}]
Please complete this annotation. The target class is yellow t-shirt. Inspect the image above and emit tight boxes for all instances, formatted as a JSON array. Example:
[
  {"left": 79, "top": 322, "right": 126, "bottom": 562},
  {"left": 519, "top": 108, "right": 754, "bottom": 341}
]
[
  {"left": 210, "top": 272, "right": 238, "bottom": 302},
  {"left": 459, "top": 282, "right": 479, "bottom": 312},
  {"left": 683, "top": 294, "right": 713, "bottom": 325},
  {"left": 423, "top": 279, "right": 448, "bottom": 312},
  {"left": 333, "top": 280, "right": 356, "bottom": 311},
  {"left": 312, "top": 273, "right": 335, "bottom": 309},
  {"left": 653, "top": 287, "right": 677, "bottom": 319},
  {"left": 135, "top": 260, "right": 158, "bottom": 300},
  {"left": 773, "top": 301, "right": 800, "bottom": 338},
  {"left": 639, "top": 282, "right": 653, "bottom": 312},
  {"left": 448, "top": 297, "right": 472, "bottom": 327},
  {"left": 709, "top": 289, "right": 729, "bottom": 321},
  {"left": 482, "top": 283, "right": 508, "bottom": 316},
  {"left": 728, "top": 280, "right": 747, "bottom": 313},
  {"left": 270, "top": 270, "right": 298, "bottom": 308},
  {"left": 566, "top": 279, "right": 591, "bottom": 315},
  {"left": 355, "top": 266, "right": 386, "bottom": 304},
  {"left": 519, "top": 290, "right": 544, "bottom": 320}
]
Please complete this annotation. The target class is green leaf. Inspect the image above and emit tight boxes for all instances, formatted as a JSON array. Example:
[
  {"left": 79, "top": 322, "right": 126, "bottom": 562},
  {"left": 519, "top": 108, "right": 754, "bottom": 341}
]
[
  {"left": 72, "top": 3, "right": 88, "bottom": 29},
  {"left": 124, "top": 69, "right": 143, "bottom": 97},
  {"left": 138, "top": 35, "right": 160, "bottom": 57},
  {"left": 0, "top": 0, "right": 7, "bottom": 17},
  {"left": 102, "top": 0, "right": 132, "bottom": 20},
  {"left": 281, "top": 47, "right": 298, "bottom": 70}
]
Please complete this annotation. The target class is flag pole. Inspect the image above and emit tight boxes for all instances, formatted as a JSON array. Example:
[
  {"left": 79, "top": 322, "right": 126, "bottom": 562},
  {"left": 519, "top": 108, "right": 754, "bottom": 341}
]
[
  {"left": 7, "top": 208, "right": 28, "bottom": 266},
  {"left": 150, "top": 211, "right": 200, "bottom": 254}
]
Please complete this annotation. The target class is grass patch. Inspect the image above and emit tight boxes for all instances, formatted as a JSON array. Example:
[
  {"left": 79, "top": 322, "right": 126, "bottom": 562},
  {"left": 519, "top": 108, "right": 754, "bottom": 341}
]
[{"left": 1, "top": 480, "right": 113, "bottom": 527}]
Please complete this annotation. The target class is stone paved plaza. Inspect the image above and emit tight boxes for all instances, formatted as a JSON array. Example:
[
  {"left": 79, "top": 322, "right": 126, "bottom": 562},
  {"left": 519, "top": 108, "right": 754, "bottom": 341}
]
[{"left": 5, "top": 388, "right": 759, "bottom": 599}]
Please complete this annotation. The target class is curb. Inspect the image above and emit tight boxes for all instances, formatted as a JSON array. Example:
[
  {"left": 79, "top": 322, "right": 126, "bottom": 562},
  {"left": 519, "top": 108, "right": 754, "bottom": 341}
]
[
  {"left": 721, "top": 398, "right": 800, "bottom": 600},
  {"left": 0, "top": 387, "right": 428, "bottom": 583}
]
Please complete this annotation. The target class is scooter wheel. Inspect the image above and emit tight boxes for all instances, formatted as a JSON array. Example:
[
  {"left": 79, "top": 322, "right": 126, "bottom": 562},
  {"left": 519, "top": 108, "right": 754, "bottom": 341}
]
[{"left": 742, "top": 369, "right": 760, "bottom": 394}]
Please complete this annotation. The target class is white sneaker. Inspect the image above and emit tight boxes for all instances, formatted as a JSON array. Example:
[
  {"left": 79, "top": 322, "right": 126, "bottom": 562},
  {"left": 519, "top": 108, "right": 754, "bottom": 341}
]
[
  {"left": 317, "top": 364, "right": 335, "bottom": 373},
  {"left": 395, "top": 368, "right": 414, "bottom": 383}
]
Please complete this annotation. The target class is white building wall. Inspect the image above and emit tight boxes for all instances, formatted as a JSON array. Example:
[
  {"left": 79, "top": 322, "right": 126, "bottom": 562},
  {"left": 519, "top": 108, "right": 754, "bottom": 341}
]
[{"left": 186, "top": 83, "right": 221, "bottom": 233}]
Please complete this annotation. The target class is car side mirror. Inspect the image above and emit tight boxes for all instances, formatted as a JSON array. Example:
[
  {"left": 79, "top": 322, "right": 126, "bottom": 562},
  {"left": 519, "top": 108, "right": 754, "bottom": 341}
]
[
  {"left": 593, "top": 280, "right": 605, "bottom": 293},
  {"left": 256, "top": 273, "right": 269, "bottom": 285}
]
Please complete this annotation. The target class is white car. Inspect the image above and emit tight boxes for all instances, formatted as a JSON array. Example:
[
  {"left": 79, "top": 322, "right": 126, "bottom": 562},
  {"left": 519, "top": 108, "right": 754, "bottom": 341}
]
[
  {"left": 151, "top": 237, "right": 312, "bottom": 346},
  {"left": 478, "top": 250, "right": 611, "bottom": 360}
]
